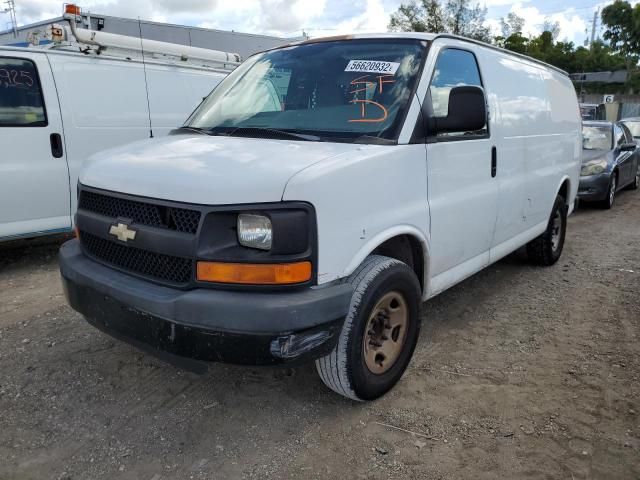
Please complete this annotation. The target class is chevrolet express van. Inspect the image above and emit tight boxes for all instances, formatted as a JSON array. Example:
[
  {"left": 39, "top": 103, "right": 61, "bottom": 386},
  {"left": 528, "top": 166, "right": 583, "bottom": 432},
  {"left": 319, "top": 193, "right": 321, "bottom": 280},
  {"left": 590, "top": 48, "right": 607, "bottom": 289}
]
[
  {"left": 0, "top": 26, "right": 236, "bottom": 241},
  {"left": 60, "top": 33, "right": 581, "bottom": 400}
]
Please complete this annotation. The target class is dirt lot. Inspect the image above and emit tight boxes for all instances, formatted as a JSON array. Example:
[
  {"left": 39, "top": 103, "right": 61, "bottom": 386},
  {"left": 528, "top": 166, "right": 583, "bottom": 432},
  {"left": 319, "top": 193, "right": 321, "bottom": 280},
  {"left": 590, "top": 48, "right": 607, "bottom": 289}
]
[{"left": 0, "top": 191, "right": 638, "bottom": 480}]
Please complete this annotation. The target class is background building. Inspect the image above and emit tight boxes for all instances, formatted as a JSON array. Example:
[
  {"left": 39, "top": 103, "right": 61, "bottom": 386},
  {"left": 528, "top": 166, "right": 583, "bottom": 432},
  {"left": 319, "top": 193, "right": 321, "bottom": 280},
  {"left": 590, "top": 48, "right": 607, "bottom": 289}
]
[{"left": 0, "top": 12, "right": 297, "bottom": 58}]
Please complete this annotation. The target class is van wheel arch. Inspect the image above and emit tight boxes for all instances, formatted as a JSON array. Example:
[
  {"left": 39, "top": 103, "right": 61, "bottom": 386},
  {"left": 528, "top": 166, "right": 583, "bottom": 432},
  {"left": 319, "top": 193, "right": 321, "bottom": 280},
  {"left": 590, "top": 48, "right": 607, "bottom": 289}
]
[
  {"left": 371, "top": 234, "right": 425, "bottom": 293},
  {"left": 557, "top": 179, "right": 570, "bottom": 203}
]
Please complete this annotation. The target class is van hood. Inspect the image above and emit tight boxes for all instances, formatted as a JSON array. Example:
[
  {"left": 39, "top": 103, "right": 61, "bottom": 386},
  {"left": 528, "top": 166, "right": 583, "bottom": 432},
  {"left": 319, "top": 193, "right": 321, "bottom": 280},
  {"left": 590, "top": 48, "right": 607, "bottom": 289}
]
[{"left": 80, "top": 135, "right": 360, "bottom": 204}]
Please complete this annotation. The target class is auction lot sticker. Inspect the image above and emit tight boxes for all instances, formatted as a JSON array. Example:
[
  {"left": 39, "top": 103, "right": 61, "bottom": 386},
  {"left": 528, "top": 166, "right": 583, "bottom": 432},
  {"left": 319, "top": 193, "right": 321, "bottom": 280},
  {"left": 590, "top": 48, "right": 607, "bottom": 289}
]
[{"left": 345, "top": 60, "right": 400, "bottom": 75}]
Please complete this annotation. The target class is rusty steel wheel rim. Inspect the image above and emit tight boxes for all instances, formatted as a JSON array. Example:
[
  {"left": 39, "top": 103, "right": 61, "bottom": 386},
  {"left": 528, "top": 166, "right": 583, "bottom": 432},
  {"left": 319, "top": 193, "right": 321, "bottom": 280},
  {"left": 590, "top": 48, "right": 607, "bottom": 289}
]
[{"left": 363, "top": 291, "right": 409, "bottom": 375}]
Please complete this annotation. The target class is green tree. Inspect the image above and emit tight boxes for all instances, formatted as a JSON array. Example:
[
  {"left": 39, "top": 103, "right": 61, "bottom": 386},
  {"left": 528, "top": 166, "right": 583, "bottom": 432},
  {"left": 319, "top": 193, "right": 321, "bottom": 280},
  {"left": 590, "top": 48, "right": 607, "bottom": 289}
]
[
  {"left": 388, "top": 0, "right": 638, "bottom": 94},
  {"left": 388, "top": 0, "right": 490, "bottom": 41},
  {"left": 573, "top": 41, "right": 627, "bottom": 72},
  {"left": 601, "top": 1, "right": 640, "bottom": 66},
  {"left": 424, "top": 0, "right": 446, "bottom": 33},
  {"left": 541, "top": 20, "right": 561, "bottom": 41},
  {"left": 445, "top": 0, "right": 491, "bottom": 41},
  {"left": 389, "top": 0, "right": 445, "bottom": 33},
  {"left": 499, "top": 12, "right": 524, "bottom": 38},
  {"left": 601, "top": 0, "right": 640, "bottom": 92},
  {"left": 501, "top": 32, "right": 529, "bottom": 54}
]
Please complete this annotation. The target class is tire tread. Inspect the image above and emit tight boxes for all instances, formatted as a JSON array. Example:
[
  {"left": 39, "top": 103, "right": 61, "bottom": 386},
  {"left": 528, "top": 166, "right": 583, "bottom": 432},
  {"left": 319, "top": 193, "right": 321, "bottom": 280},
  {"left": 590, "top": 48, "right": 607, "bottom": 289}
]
[
  {"left": 315, "top": 255, "right": 406, "bottom": 401},
  {"left": 527, "top": 195, "right": 566, "bottom": 266}
]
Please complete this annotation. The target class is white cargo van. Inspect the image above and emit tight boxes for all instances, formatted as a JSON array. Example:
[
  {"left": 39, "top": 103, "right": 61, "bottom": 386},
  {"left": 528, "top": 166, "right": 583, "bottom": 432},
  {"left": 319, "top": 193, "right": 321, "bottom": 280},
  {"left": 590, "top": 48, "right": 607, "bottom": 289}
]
[
  {"left": 60, "top": 33, "right": 581, "bottom": 400},
  {"left": 0, "top": 23, "right": 238, "bottom": 240}
]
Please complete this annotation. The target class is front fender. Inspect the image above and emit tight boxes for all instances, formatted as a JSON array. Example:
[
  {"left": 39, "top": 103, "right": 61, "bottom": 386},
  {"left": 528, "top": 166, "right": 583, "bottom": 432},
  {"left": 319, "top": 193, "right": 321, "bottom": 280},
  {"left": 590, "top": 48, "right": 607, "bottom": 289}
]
[{"left": 342, "top": 225, "right": 431, "bottom": 296}]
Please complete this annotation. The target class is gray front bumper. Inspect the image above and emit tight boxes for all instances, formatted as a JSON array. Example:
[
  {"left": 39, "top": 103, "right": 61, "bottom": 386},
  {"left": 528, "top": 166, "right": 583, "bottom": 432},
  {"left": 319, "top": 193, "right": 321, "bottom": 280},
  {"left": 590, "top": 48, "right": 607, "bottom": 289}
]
[
  {"left": 59, "top": 239, "right": 352, "bottom": 365},
  {"left": 578, "top": 172, "right": 610, "bottom": 202}
]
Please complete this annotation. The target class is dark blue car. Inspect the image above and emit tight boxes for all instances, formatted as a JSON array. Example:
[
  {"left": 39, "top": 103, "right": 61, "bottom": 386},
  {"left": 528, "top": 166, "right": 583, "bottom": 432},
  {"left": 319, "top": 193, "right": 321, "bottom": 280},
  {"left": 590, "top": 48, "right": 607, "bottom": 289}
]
[{"left": 579, "top": 121, "right": 639, "bottom": 208}]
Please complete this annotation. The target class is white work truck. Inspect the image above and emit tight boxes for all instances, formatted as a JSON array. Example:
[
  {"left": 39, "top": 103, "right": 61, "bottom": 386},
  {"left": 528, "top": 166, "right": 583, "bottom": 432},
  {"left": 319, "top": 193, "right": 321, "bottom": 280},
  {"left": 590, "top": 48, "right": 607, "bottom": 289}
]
[
  {"left": 59, "top": 33, "right": 581, "bottom": 400},
  {"left": 0, "top": 20, "right": 238, "bottom": 241}
]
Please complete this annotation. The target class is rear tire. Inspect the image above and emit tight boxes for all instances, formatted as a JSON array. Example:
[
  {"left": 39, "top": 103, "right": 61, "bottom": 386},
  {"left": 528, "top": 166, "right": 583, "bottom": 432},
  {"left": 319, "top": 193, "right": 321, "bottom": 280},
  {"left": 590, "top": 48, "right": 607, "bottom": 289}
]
[
  {"left": 526, "top": 195, "right": 567, "bottom": 266},
  {"left": 602, "top": 172, "right": 617, "bottom": 209},
  {"left": 315, "top": 255, "right": 421, "bottom": 401}
]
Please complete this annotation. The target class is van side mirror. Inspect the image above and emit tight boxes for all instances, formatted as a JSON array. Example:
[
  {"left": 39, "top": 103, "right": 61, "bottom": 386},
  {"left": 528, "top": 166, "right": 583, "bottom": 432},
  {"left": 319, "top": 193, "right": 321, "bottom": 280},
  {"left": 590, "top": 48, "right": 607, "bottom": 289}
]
[
  {"left": 429, "top": 86, "right": 487, "bottom": 134},
  {"left": 620, "top": 142, "right": 636, "bottom": 152}
]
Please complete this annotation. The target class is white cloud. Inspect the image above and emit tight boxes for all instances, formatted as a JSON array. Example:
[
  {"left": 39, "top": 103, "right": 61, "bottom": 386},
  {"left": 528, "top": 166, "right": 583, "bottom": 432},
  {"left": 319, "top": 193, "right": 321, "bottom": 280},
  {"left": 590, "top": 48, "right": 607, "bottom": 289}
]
[
  {"left": 489, "top": 3, "right": 589, "bottom": 45},
  {"left": 7, "top": 0, "right": 328, "bottom": 36},
  {"left": 483, "top": 0, "right": 530, "bottom": 6},
  {"left": 329, "top": 0, "right": 390, "bottom": 34}
]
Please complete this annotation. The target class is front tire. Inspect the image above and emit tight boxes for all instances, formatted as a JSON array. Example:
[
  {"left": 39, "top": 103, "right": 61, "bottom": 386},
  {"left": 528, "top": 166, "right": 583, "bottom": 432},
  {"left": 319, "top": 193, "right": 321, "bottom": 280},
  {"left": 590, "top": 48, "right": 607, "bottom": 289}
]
[
  {"left": 315, "top": 256, "right": 422, "bottom": 401},
  {"left": 602, "top": 172, "right": 617, "bottom": 209},
  {"left": 526, "top": 195, "right": 567, "bottom": 266}
]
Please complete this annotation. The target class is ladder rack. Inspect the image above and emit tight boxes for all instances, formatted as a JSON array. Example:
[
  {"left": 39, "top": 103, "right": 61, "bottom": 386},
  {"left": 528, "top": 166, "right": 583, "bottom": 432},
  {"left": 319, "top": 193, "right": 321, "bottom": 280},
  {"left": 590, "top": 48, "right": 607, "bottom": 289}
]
[{"left": 33, "top": 13, "right": 241, "bottom": 73}]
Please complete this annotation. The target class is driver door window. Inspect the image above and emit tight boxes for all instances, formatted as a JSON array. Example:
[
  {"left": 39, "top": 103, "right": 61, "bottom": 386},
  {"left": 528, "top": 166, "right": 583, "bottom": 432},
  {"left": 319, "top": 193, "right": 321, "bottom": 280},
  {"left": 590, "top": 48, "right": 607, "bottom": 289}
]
[
  {"left": 429, "top": 48, "right": 486, "bottom": 138},
  {"left": 614, "top": 125, "right": 625, "bottom": 149}
]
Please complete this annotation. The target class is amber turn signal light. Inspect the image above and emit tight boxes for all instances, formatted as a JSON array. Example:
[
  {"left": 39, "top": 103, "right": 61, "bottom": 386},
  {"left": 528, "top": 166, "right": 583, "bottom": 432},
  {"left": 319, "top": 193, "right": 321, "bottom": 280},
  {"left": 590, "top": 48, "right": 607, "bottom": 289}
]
[
  {"left": 197, "top": 261, "right": 312, "bottom": 285},
  {"left": 65, "top": 4, "right": 81, "bottom": 15}
]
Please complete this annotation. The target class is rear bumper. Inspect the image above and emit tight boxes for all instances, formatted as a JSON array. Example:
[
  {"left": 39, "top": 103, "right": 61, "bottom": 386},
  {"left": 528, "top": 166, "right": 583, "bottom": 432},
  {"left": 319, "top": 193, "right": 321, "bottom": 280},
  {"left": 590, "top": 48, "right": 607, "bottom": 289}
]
[
  {"left": 59, "top": 239, "right": 351, "bottom": 367},
  {"left": 578, "top": 173, "right": 610, "bottom": 202}
]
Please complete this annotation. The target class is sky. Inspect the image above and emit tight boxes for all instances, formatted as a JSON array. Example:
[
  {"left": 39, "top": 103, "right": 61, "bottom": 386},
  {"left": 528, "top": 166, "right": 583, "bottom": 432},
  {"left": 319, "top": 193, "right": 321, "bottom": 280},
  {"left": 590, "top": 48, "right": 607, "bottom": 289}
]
[{"left": 2, "top": 0, "right": 636, "bottom": 46}]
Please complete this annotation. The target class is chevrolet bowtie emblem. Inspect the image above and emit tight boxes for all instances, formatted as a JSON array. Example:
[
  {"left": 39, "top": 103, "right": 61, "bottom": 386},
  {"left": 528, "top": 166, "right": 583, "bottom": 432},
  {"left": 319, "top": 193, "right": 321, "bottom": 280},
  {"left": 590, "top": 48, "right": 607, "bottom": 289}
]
[{"left": 109, "top": 223, "right": 137, "bottom": 242}]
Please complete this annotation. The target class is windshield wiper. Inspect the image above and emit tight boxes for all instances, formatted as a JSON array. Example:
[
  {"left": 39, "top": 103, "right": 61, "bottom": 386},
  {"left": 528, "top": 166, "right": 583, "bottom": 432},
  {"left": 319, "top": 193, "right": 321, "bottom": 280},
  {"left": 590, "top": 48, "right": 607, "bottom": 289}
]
[
  {"left": 352, "top": 135, "right": 396, "bottom": 145},
  {"left": 170, "top": 126, "right": 210, "bottom": 136},
  {"left": 220, "top": 127, "right": 320, "bottom": 142}
]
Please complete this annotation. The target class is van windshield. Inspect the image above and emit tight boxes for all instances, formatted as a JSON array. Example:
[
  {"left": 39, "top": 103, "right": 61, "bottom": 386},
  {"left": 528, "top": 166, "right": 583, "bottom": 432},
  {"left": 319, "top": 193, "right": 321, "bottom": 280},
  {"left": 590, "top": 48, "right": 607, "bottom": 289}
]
[{"left": 184, "top": 39, "right": 427, "bottom": 142}]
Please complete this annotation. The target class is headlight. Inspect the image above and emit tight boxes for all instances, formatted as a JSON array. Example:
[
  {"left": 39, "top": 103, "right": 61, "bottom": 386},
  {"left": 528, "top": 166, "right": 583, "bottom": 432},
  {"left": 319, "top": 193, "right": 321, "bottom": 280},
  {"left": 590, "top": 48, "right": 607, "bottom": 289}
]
[
  {"left": 581, "top": 159, "right": 607, "bottom": 176},
  {"left": 237, "top": 214, "right": 272, "bottom": 250}
]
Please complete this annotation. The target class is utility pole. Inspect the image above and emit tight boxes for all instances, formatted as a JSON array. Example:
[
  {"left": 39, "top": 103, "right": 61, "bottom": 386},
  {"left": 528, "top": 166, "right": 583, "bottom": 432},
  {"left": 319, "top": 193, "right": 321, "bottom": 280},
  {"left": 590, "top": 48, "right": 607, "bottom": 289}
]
[
  {"left": 2, "top": 0, "right": 18, "bottom": 38},
  {"left": 590, "top": 7, "right": 599, "bottom": 48}
]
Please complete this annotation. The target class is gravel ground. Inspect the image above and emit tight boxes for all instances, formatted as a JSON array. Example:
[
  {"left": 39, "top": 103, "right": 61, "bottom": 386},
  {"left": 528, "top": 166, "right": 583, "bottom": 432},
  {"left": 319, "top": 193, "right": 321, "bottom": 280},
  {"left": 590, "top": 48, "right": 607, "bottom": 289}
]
[{"left": 0, "top": 190, "right": 638, "bottom": 480}]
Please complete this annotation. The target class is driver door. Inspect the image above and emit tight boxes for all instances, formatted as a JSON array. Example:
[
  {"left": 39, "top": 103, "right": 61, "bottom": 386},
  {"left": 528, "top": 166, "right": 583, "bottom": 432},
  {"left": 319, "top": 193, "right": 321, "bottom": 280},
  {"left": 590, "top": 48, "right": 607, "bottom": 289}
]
[{"left": 424, "top": 46, "right": 498, "bottom": 294}]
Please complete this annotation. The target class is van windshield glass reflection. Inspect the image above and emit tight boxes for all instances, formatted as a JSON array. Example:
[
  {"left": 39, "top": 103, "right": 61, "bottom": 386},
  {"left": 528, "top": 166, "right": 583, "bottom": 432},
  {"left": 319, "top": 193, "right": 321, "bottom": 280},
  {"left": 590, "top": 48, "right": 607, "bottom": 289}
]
[{"left": 185, "top": 39, "right": 427, "bottom": 142}]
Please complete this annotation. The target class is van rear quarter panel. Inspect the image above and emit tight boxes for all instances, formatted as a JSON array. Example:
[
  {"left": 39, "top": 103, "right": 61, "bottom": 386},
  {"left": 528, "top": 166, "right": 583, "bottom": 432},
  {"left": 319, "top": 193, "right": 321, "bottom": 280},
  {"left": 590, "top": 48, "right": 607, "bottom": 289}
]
[{"left": 476, "top": 47, "right": 580, "bottom": 236}]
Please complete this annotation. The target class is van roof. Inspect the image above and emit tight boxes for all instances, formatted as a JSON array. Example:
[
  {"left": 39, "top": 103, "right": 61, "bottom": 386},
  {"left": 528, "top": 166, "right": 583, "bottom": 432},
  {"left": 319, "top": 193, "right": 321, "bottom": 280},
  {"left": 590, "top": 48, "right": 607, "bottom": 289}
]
[{"left": 293, "top": 32, "right": 569, "bottom": 77}]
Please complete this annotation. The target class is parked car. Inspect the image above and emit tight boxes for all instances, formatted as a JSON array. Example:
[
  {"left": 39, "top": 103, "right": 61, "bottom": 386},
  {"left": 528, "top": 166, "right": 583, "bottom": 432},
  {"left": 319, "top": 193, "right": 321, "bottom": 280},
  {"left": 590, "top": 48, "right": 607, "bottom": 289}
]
[
  {"left": 579, "top": 120, "right": 639, "bottom": 208},
  {"left": 619, "top": 117, "right": 640, "bottom": 144},
  {"left": 580, "top": 103, "right": 604, "bottom": 121},
  {"left": 0, "top": 22, "right": 236, "bottom": 241},
  {"left": 59, "top": 33, "right": 581, "bottom": 400}
]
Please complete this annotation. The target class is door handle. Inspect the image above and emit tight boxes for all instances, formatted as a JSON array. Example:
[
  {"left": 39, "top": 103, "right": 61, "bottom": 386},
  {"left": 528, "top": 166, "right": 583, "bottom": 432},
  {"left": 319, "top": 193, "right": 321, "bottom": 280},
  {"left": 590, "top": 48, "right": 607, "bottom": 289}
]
[
  {"left": 491, "top": 146, "right": 497, "bottom": 178},
  {"left": 50, "top": 133, "right": 63, "bottom": 158}
]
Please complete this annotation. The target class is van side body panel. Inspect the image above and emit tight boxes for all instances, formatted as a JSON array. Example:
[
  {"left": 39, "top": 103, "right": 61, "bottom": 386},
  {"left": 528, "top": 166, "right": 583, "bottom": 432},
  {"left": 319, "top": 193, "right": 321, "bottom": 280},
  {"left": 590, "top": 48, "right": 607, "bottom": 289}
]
[
  {"left": 474, "top": 46, "right": 581, "bottom": 265},
  {"left": 420, "top": 40, "right": 579, "bottom": 297}
]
